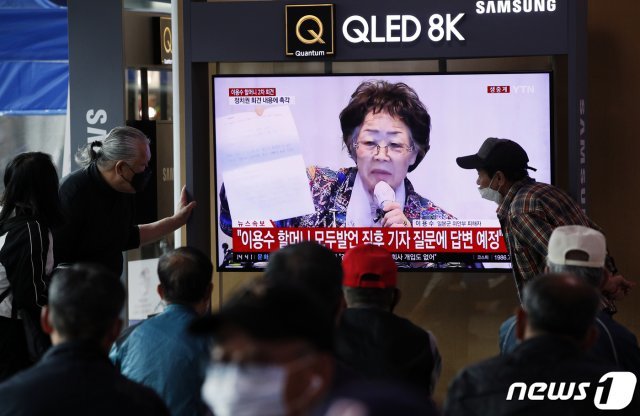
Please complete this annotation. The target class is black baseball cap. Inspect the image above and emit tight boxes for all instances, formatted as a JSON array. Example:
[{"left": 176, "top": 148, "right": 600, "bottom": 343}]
[
  {"left": 456, "top": 137, "right": 537, "bottom": 171},
  {"left": 190, "top": 279, "right": 334, "bottom": 352}
]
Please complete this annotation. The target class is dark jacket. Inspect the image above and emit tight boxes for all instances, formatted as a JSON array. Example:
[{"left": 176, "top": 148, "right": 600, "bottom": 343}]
[
  {"left": 0, "top": 215, "right": 53, "bottom": 380},
  {"left": 592, "top": 311, "right": 640, "bottom": 377},
  {"left": 0, "top": 341, "right": 170, "bottom": 416},
  {"left": 54, "top": 163, "right": 140, "bottom": 276},
  {"left": 335, "top": 307, "right": 441, "bottom": 395},
  {"left": 500, "top": 311, "right": 640, "bottom": 376},
  {"left": 445, "top": 335, "right": 637, "bottom": 416}
]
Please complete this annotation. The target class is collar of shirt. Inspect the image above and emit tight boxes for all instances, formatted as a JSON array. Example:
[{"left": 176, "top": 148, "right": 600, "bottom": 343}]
[{"left": 496, "top": 177, "right": 535, "bottom": 219}]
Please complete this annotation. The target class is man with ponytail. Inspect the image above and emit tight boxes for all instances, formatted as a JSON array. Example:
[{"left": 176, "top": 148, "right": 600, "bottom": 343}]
[{"left": 54, "top": 126, "right": 196, "bottom": 276}]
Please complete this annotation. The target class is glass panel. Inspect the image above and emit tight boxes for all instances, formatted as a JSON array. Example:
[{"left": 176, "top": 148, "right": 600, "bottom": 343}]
[{"left": 125, "top": 68, "right": 173, "bottom": 121}]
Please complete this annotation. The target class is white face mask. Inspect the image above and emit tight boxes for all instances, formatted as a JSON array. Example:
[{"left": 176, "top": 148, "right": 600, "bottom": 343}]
[
  {"left": 202, "top": 363, "right": 287, "bottom": 416},
  {"left": 478, "top": 175, "right": 503, "bottom": 204}
]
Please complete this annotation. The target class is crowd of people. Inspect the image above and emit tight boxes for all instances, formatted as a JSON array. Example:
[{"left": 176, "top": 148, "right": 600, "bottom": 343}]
[{"left": 0, "top": 125, "right": 638, "bottom": 415}]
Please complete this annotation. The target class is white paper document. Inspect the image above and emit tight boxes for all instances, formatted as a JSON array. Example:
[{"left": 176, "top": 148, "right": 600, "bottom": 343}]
[
  {"left": 216, "top": 106, "right": 315, "bottom": 222},
  {"left": 127, "top": 258, "right": 164, "bottom": 321}
]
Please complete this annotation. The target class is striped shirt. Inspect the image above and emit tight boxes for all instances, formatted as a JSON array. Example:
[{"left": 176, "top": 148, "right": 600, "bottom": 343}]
[{"left": 497, "top": 178, "right": 599, "bottom": 301}]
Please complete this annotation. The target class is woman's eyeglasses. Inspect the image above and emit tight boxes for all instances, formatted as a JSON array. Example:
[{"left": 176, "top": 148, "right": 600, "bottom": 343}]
[{"left": 354, "top": 141, "right": 415, "bottom": 156}]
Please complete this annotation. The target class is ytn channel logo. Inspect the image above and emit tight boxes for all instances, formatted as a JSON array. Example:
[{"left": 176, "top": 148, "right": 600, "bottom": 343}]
[{"left": 506, "top": 372, "right": 637, "bottom": 410}]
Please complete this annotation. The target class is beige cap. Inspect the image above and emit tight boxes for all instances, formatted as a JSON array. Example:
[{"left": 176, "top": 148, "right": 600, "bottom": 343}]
[{"left": 547, "top": 225, "right": 606, "bottom": 268}]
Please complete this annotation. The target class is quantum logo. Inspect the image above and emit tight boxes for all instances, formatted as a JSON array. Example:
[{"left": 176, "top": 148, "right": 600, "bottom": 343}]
[
  {"left": 506, "top": 372, "right": 636, "bottom": 410},
  {"left": 285, "top": 4, "right": 334, "bottom": 57},
  {"left": 295, "top": 15, "right": 325, "bottom": 45}
]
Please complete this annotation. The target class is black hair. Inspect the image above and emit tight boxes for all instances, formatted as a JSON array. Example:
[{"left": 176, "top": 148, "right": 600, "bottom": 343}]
[
  {"left": 265, "top": 241, "right": 343, "bottom": 318},
  {"left": 340, "top": 80, "right": 431, "bottom": 172},
  {"left": 157, "top": 246, "right": 213, "bottom": 305},
  {"left": 205, "top": 279, "right": 335, "bottom": 353},
  {"left": 48, "top": 263, "right": 125, "bottom": 342},
  {"left": 0, "top": 152, "right": 62, "bottom": 227},
  {"left": 523, "top": 273, "right": 600, "bottom": 341},
  {"left": 343, "top": 286, "right": 397, "bottom": 310}
]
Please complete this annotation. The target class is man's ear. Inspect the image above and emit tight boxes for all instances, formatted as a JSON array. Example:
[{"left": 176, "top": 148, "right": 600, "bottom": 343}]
[
  {"left": 40, "top": 306, "right": 54, "bottom": 335},
  {"left": 114, "top": 160, "right": 129, "bottom": 177},
  {"left": 157, "top": 283, "right": 164, "bottom": 299},
  {"left": 515, "top": 306, "right": 527, "bottom": 341}
]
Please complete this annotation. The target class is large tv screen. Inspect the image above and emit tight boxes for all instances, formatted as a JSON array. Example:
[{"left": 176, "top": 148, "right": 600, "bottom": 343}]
[{"left": 213, "top": 72, "right": 552, "bottom": 271}]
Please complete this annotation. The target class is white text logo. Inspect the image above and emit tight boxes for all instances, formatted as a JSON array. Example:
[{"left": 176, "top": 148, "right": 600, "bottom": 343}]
[{"left": 506, "top": 372, "right": 636, "bottom": 410}]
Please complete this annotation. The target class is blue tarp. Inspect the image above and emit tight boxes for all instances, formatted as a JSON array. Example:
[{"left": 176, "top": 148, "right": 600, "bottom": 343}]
[{"left": 0, "top": 1, "right": 68, "bottom": 115}]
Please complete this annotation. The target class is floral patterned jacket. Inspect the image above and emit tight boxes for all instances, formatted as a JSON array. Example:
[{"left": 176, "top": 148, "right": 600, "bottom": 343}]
[{"left": 220, "top": 166, "right": 453, "bottom": 236}]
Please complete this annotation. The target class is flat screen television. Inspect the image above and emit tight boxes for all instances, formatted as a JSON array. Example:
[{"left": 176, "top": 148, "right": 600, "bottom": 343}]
[{"left": 213, "top": 72, "right": 552, "bottom": 271}]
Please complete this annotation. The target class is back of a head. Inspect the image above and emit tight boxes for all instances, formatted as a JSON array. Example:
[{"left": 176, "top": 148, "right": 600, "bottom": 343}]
[
  {"left": 157, "top": 246, "right": 213, "bottom": 305},
  {"left": 48, "top": 263, "right": 125, "bottom": 342},
  {"left": 342, "top": 244, "right": 398, "bottom": 310},
  {"left": 523, "top": 273, "right": 600, "bottom": 341},
  {"left": 547, "top": 225, "right": 606, "bottom": 288},
  {"left": 75, "top": 126, "right": 149, "bottom": 168},
  {"left": 191, "top": 279, "right": 334, "bottom": 353},
  {"left": 265, "top": 241, "right": 343, "bottom": 317},
  {"left": 0, "top": 152, "right": 62, "bottom": 227}
]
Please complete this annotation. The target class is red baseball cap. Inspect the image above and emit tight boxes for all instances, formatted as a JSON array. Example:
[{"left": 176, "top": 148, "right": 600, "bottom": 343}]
[{"left": 342, "top": 244, "right": 397, "bottom": 289}]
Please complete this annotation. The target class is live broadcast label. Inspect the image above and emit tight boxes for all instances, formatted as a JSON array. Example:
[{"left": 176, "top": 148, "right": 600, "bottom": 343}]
[{"left": 232, "top": 227, "right": 509, "bottom": 254}]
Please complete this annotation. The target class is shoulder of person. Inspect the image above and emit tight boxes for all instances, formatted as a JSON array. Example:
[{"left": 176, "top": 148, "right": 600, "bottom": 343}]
[
  {"left": 306, "top": 166, "right": 349, "bottom": 182},
  {"left": 0, "top": 216, "right": 46, "bottom": 241},
  {"left": 406, "top": 193, "right": 455, "bottom": 220},
  {"left": 59, "top": 166, "right": 92, "bottom": 196}
]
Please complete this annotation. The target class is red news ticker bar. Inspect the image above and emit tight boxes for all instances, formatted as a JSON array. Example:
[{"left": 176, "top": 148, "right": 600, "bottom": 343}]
[
  {"left": 228, "top": 88, "right": 277, "bottom": 97},
  {"left": 487, "top": 85, "right": 510, "bottom": 93},
  {"left": 232, "top": 227, "right": 508, "bottom": 254}
]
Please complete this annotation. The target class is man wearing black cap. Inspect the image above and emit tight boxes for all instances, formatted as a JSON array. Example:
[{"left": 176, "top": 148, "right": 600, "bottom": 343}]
[{"left": 456, "top": 138, "right": 632, "bottom": 304}]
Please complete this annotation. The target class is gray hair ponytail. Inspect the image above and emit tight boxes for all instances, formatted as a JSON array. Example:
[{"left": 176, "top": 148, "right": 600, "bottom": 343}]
[{"left": 75, "top": 126, "right": 150, "bottom": 168}]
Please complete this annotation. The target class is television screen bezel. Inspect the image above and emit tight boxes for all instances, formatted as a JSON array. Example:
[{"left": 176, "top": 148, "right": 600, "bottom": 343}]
[{"left": 211, "top": 70, "right": 555, "bottom": 273}]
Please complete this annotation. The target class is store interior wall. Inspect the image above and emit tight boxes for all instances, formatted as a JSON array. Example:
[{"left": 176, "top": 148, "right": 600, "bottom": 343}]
[{"left": 587, "top": 0, "right": 639, "bottom": 348}]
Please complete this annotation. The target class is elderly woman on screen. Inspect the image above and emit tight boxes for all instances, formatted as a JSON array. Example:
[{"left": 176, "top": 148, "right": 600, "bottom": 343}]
[{"left": 220, "top": 80, "right": 453, "bottom": 236}]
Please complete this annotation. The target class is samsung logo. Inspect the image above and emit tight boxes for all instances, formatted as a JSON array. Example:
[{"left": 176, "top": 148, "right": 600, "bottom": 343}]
[{"left": 476, "top": 0, "right": 557, "bottom": 14}]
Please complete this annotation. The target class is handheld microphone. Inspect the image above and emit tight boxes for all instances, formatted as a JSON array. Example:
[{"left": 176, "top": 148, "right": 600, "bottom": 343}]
[{"left": 373, "top": 181, "right": 395, "bottom": 223}]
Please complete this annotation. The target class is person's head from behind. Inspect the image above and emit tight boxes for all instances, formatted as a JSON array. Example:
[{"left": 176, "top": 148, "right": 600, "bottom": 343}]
[
  {"left": 516, "top": 273, "right": 600, "bottom": 349},
  {"left": 42, "top": 263, "right": 125, "bottom": 352},
  {"left": 75, "top": 126, "right": 151, "bottom": 194},
  {"left": 0, "top": 152, "right": 62, "bottom": 227},
  {"left": 157, "top": 246, "right": 213, "bottom": 315},
  {"left": 456, "top": 138, "right": 537, "bottom": 202},
  {"left": 340, "top": 80, "right": 430, "bottom": 194},
  {"left": 546, "top": 225, "right": 606, "bottom": 289},
  {"left": 342, "top": 244, "right": 400, "bottom": 312},
  {"left": 192, "top": 279, "right": 335, "bottom": 416},
  {"left": 265, "top": 241, "right": 344, "bottom": 322}
]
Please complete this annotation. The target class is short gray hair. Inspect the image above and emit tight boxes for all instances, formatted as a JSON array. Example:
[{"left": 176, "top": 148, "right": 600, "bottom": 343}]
[
  {"left": 75, "top": 126, "right": 149, "bottom": 168},
  {"left": 546, "top": 260, "right": 605, "bottom": 288}
]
